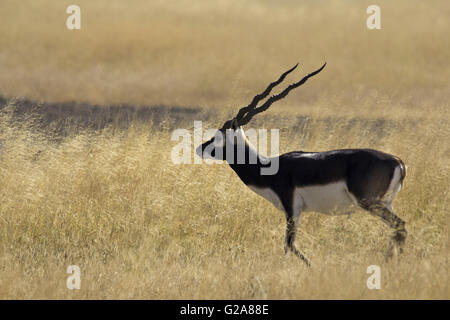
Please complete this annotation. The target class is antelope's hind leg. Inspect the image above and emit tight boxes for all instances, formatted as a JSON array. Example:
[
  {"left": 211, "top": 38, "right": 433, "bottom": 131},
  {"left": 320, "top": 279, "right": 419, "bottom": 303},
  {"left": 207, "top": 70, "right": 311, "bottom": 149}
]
[{"left": 363, "top": 202, "right": 407, "bottom": 260}]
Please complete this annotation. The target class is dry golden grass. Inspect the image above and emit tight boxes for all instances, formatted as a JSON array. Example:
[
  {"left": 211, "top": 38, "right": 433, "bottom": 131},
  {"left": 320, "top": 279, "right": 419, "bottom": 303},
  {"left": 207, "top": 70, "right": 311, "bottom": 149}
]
[
  {"left": 0, "top": 0, "right": 449, "bottom": 299},
  {"left": 0, "top": 102, "right": 448, "bottom": 299}
]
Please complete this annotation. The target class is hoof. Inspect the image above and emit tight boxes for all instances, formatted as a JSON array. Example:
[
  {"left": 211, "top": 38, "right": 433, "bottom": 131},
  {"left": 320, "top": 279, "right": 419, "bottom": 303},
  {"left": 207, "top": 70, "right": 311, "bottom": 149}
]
[
  {"left": 385, "top": 228, "right": 407, "bottom": 261},
  {"left": 393, "top": 228, "right": 407, "bottom": 246}
]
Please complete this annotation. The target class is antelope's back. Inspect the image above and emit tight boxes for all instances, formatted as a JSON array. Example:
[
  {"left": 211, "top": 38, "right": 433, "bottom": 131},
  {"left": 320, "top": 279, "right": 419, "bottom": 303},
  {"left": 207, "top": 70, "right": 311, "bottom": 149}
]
[{"left": 279, "top": 149, "right": 405, "bottom": 195}]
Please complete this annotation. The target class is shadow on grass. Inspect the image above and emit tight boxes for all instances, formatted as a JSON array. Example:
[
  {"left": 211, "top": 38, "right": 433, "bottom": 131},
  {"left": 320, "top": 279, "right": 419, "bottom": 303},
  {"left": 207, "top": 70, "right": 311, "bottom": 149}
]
[{"left": 0, "top": 98, "right": 418, "bottom": 144}]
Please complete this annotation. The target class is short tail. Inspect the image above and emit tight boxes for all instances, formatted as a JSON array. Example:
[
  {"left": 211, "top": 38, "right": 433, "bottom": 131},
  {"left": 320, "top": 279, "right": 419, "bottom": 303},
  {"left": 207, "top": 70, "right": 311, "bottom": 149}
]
[{"left": 396, "top": 157, "right": 407, "bottom": 183}]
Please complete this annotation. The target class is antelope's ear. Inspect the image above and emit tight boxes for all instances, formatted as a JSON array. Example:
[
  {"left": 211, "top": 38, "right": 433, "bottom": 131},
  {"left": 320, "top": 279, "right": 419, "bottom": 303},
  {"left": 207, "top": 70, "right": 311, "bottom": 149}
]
[{"left": 220, "top": 119, "right": 233, "bottom": 130}]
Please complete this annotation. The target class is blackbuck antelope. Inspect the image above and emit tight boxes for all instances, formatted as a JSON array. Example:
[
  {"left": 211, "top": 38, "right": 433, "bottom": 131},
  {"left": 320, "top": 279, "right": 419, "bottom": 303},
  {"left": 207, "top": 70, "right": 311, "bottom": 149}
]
[{"left": 196, "top": 63, "right": 407, "bottom": 266}]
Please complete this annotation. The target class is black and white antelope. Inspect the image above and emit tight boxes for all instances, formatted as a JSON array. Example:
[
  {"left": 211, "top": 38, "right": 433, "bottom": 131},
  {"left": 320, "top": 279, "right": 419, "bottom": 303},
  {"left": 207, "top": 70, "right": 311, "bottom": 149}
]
[{"left": 196, "top": 63, "right": 407, "bottom": 266}]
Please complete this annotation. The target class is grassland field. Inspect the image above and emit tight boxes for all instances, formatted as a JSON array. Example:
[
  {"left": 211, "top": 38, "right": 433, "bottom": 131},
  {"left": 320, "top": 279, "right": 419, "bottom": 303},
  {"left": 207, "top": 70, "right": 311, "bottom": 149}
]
[{"left": 0, "top": 0, "right": 448, "bottom": 299}]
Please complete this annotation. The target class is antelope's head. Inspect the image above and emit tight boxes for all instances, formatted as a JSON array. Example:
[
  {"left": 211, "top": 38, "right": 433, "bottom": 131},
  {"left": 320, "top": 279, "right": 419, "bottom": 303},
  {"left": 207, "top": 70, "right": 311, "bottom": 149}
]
[{"left": 196, "top": 62, "right": 326, "bottom": 162}]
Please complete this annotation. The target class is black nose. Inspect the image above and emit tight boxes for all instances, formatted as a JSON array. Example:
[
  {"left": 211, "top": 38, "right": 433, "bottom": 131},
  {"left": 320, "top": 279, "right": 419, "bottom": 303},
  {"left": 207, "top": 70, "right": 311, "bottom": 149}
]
[{"left": 195, "top": 144, "right": 204, "bottom": 158}]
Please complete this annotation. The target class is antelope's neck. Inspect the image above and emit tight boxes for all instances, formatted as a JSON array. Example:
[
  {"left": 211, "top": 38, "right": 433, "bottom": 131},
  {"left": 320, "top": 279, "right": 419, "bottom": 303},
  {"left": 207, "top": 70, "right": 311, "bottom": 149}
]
[{"left": 227, "top": 128, "right": 271, "bottom": 186}]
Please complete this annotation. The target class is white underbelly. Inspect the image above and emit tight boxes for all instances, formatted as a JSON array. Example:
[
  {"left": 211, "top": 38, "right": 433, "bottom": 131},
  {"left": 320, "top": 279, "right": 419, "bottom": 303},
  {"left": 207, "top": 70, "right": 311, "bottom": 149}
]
[
  {"left": 248, "top": 181, "right": 358, "bottom": 215},
  {"left": 296, "top": 181, "right": 357, "bottom": 215}
]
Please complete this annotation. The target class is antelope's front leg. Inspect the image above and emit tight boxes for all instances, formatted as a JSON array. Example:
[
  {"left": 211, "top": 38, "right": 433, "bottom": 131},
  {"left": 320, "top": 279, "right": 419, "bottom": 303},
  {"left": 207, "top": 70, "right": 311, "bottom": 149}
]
[{"left": 284, "top": 208, "right": 311, "bottom": 267}]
